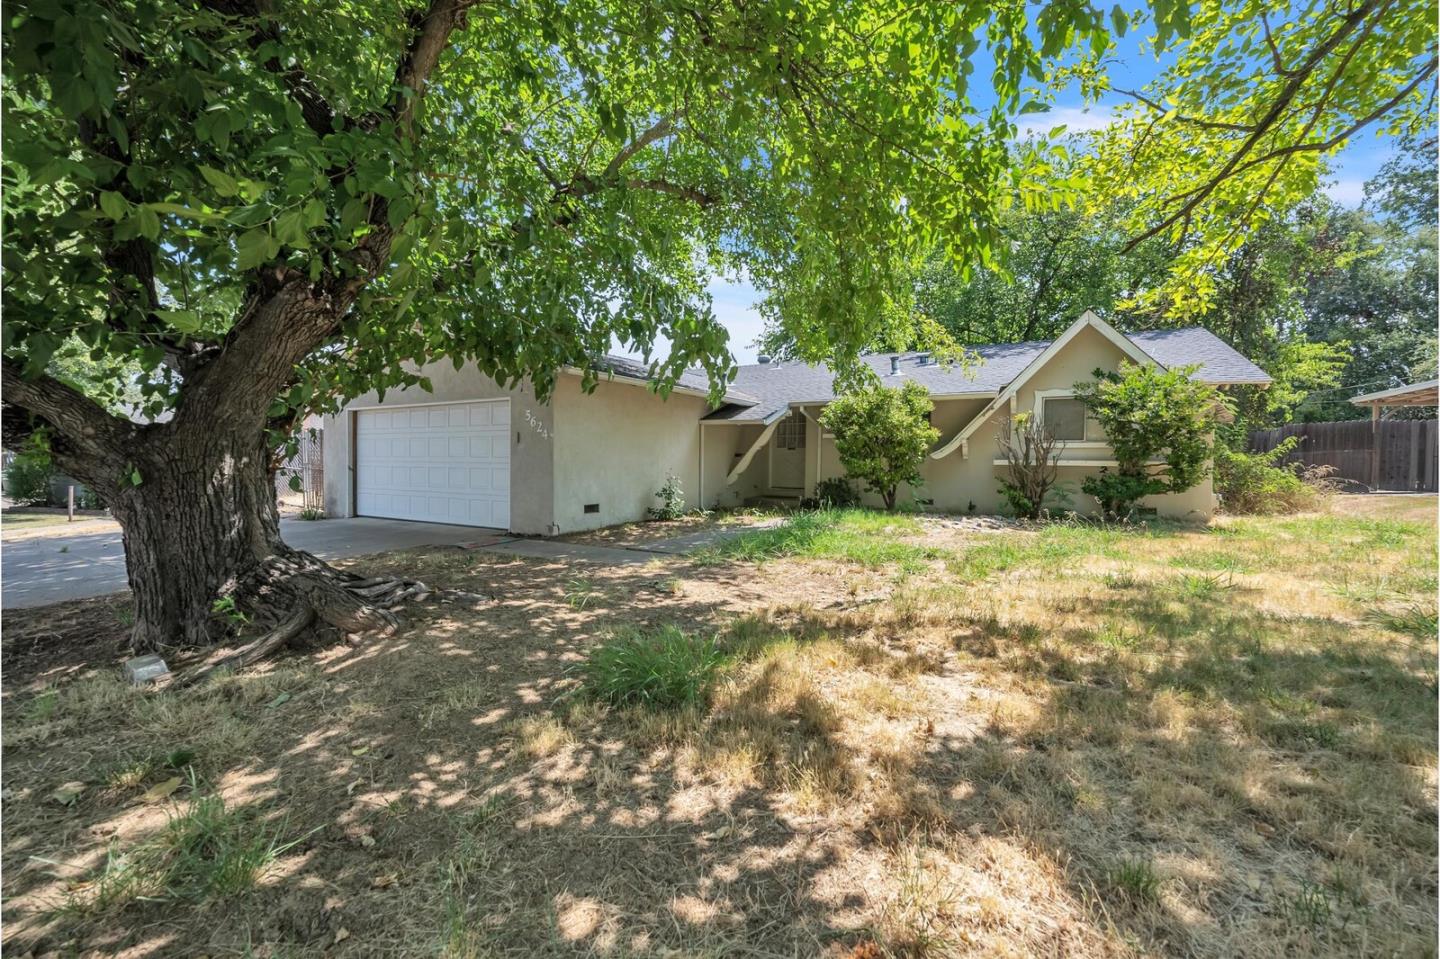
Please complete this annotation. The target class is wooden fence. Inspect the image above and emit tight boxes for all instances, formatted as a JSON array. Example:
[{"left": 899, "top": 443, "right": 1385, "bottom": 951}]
[{"left": 1248, "top": 419, "right": 1438, "bottom": 493}]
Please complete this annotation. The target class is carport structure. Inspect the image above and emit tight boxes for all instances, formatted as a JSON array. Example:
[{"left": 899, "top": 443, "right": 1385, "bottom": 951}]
[{"left": 1350, "top": 379, "right": 1440, "bottom": 489}]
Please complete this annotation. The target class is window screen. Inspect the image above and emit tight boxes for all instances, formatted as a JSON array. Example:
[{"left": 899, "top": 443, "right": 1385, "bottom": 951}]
[
  {"left": 1044, "top": 398, "right": 1087, "bottom": 441},
  {"left": 1043, "top": 397, "right": 1105, "bottom": 442},
  {"left": 775, "top": 412, "right": 807, "bottom": 450}
]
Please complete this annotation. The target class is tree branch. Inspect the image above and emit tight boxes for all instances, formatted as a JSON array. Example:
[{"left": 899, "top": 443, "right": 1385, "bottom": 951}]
[
  {"left": 391, "top": 0, "right": 474, "bottom": 134},
  {"left": 1121, "top": 0, "right": 1391, "bottom": 252},
  {"left": 625, "top": 178, "right": 717, "bottom": 207},
  {"left": 198, "top": 0, "right": 338, "bottom": 136},
  {"left": 1260, "top": 13, "right": 1298, "bottom": 78},
  {"left": 1, "top": 361, "right": 136, "bottom": 464},
  {"left": 1112, "top": 88, "right": 1256, "bottom": 132},
  {"left": 603, "top": 113, "right": 680, "bottom": 178}
]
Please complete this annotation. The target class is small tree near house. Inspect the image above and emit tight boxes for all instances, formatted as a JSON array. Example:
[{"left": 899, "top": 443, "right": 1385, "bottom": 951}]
[
  {"left": 818, "top": 382, "right": 940, "bottom": 511},
  {"left": 1073, "top": 363, "right": 1226, "bottom": 520},
  {"left": 996, "top": 412, "right": 1062, "bottom": 520}
]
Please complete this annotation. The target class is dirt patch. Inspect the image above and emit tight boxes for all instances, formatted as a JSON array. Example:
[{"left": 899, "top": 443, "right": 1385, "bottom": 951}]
[
  {"left": 559, "top": 510, "right": 782, "bottom": 549},
  {"left": 2, "top": 592, "right": 134, "bottom": 694}
]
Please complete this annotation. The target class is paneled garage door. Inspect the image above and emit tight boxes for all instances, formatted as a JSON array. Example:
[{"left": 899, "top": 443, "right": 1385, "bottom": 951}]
[{"left": 355, "top": 400, "right": 510, "bottom": 528}]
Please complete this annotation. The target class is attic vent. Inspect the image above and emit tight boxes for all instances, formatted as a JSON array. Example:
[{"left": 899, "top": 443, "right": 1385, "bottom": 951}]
[
  {"left": 757, "top": 354, "right": 771, "bottom": 365},
  {"left": 889, "top": 355, "right": 901, "bottom": 375},
  {"left": 917, "top": 352, "right": 932, "bottom": 366}
]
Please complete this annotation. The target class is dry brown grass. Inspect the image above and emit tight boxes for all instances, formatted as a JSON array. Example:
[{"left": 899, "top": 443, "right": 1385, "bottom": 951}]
[{"left": 2, "top": 495, "right": 1434, "bottom": 957}]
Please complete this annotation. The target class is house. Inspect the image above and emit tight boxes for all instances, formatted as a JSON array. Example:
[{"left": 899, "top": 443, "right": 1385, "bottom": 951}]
[{"left": 321, "top": 311, "right": 1271, "bottom": 533}]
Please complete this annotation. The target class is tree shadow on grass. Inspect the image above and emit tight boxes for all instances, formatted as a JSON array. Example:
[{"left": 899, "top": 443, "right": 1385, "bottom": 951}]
[
  {"left": 3, "top": 542, "right": 1436, "bottom": 957},
  {"left": 929, "top": 577, "right": 1438, "bottom": 956},
  {"left": 0, "top": 548, "right": 929, "bottom": 956}
]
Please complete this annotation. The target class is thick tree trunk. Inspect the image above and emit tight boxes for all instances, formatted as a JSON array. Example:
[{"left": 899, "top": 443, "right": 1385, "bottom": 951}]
[
  {"left": 107, "top": 430, "right": 284, "bottom": 650},
  {"left": 4, "top": 274, "right": 435, "bottom": 660},
  {"left": 105, "top": 427, "right": 419, "bottom": 655}
]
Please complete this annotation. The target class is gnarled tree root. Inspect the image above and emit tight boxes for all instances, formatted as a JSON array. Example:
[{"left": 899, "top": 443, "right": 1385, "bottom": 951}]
[{"left": 177, "top": 549, "right": 438, "bottom": 686}]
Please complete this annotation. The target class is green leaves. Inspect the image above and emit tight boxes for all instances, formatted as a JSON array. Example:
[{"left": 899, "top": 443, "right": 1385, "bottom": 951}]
[
  {"left": 198, "top": 165, "right": 240, "bottom": 198},
  {"left": 1087, "top": 0, "right": 1433, "bottom": 316},
  {"left": 154, "top": 308, "right": 202, "bottom": 334},
  {"left": 236, "top": 229, "right": 278, "bottom": 270},
  {"left": 99, "top": 191, "right": 128, "bottom": 221},
  {"left": 819, "top": 382, "right": 941, "bottom": 510}
]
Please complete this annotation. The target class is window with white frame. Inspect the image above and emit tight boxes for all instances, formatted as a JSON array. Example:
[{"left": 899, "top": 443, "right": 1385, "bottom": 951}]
[
  {"left": 1039, "top": 394, "right": 1105, "bottom": 442},
  {"left": 774, "top": 412, "right": 806, "bottom": 450}
]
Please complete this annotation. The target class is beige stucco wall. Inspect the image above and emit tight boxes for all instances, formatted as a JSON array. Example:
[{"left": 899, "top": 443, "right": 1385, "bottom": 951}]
[
  {"left": 730, "top": 325, "right": 1216, "bottom": 519},
  {"left": 322, "top": 362, "right": 558, "bottom": 535},
  {"left": 701, "top": 424, "right": 768, "bottom": 509},
  {"left": 551, "top": 376, "right": 711, "bottom": 534}
]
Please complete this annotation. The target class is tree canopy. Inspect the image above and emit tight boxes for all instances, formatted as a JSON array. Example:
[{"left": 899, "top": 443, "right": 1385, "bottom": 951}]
[{"left": 3, "top": 0, "right": 1162, "bottom": 431}]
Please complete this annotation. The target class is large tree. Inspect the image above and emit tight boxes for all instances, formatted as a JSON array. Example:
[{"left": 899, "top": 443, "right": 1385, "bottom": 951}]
[{"left": 3, "top": 0, "right": 1162, "bottom": 652}]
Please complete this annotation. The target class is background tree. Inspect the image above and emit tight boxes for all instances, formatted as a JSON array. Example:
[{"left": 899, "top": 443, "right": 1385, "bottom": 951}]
[
  {"left": 1293, "top": 135, "right": 1440, "bottom": 420},
  {"left": 818, "top": 383, "right": 940, "bottom": 511},
  {"left": 4, "top": 0, "right": 1164, "bottom": 653},
  {"left": 1073, "top": 363, "right": 1225, "bottom": 519}
]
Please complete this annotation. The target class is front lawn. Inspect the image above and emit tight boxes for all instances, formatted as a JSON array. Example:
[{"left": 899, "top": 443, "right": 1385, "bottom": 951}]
[{"left": 2, "top": 496, "right": 1435, "bottom": 957}]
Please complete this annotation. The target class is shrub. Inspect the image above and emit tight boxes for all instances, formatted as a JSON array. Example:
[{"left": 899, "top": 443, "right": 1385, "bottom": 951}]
[
  {"left": 579, "top": 626, "right": 725, "bottom": 710},
  {"left": 5, "top": 453, "right": 53, "bottom": 504},
  {"left": 814, "top": 477, "right": 860, "bottom": 509},
  {"left": 819, "top": 382, "right": 940, "bottom": 511},
  {"left": 647, "top": 472, "right": 685, "bottom": 521},
  {"left": 1214, "top": 438, "right": 1330, "bottom": 514},
  {"left": 1073, "top": 362, "right": 1225, "bottom": 520},
  {"left": 996, "top": 412, "right": 1062, "bottom": 519}
]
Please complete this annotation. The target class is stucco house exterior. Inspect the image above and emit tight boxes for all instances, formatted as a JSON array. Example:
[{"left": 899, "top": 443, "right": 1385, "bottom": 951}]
[{"left": 322, "top": 312, "right": 1271, "bottom": 534}]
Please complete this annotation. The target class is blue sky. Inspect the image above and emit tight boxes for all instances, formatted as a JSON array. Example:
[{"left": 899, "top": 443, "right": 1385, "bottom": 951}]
[{"left": 616, "top": 23, "right": 1405, "bottom": 367}]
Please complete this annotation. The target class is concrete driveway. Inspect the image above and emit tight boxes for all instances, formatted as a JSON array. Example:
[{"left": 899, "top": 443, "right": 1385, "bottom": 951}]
[{"left": 1, "top": 518, "right": 499, "bottom": 610}]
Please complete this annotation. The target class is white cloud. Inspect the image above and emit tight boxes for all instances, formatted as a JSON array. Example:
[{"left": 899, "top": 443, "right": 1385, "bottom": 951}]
[
  {"left": 1323, "top": 177, "right": 1367, "bottom": 207},
  {"left": 1016, "top": 104, "right": 1115, "bottom": 139}
]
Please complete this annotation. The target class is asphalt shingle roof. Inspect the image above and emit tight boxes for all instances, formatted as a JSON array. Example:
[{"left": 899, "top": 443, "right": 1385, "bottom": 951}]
[
  {"left": 590, "top": 355, "right": 759, "bottom": 406},
  {"left": 1126, "top": 327, "right": 1274, "bottom": 387},
  {"left": 700, "top": 325, "right": 1271, "bottom": 423}
]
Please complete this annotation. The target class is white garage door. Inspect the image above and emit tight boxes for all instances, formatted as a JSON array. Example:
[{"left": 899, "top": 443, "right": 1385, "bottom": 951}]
[{"left": 355, "top": 400, "right": 510, "bottom": 528}]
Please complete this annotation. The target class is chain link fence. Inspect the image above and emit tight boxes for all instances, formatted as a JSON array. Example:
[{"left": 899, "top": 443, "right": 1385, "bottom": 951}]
[{"left": 276, "top": 430, "right": 324, "bottom": 512}]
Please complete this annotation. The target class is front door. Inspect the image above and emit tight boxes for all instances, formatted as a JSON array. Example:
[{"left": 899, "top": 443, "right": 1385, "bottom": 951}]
[{"left": 770, "top": 412, "right": 806, "bottom": 489}]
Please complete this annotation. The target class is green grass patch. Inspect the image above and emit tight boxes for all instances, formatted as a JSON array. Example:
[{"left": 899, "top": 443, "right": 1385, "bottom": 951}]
[
  {"left": 1103, "top": 857, "right": 1161, "bottom": 905},
  {"left": 1169, "top": 550, "right": 1252, "bottom": 574},
  {"left": 578, "top": 625, "right": 728, "bottom": 710},
  {"left": 693, "top": 509, "right": 947, "bottom": 570},
  {"left": 577, "top": 616, "right": 814, "bottom": 712},
  {"left": 1367, "top": 602, "right": 1439, "bottom": 641}
]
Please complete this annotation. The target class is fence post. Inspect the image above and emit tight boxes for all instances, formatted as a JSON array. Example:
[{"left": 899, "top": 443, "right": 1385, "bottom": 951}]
[
  {"left": 1369, "top": 406, "right": 1381, "bottom": 490},
  {"left": 67, "top": 485, "right": 75, "bottom": 521}
]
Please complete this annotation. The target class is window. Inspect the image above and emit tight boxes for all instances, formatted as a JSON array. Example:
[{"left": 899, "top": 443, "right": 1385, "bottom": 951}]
[
  {"left": 1041, "top": 396, "right": 1105, "bottom": 442},
  {"left": 774, "top": 412, "right": 806, "bottom": 450}
]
